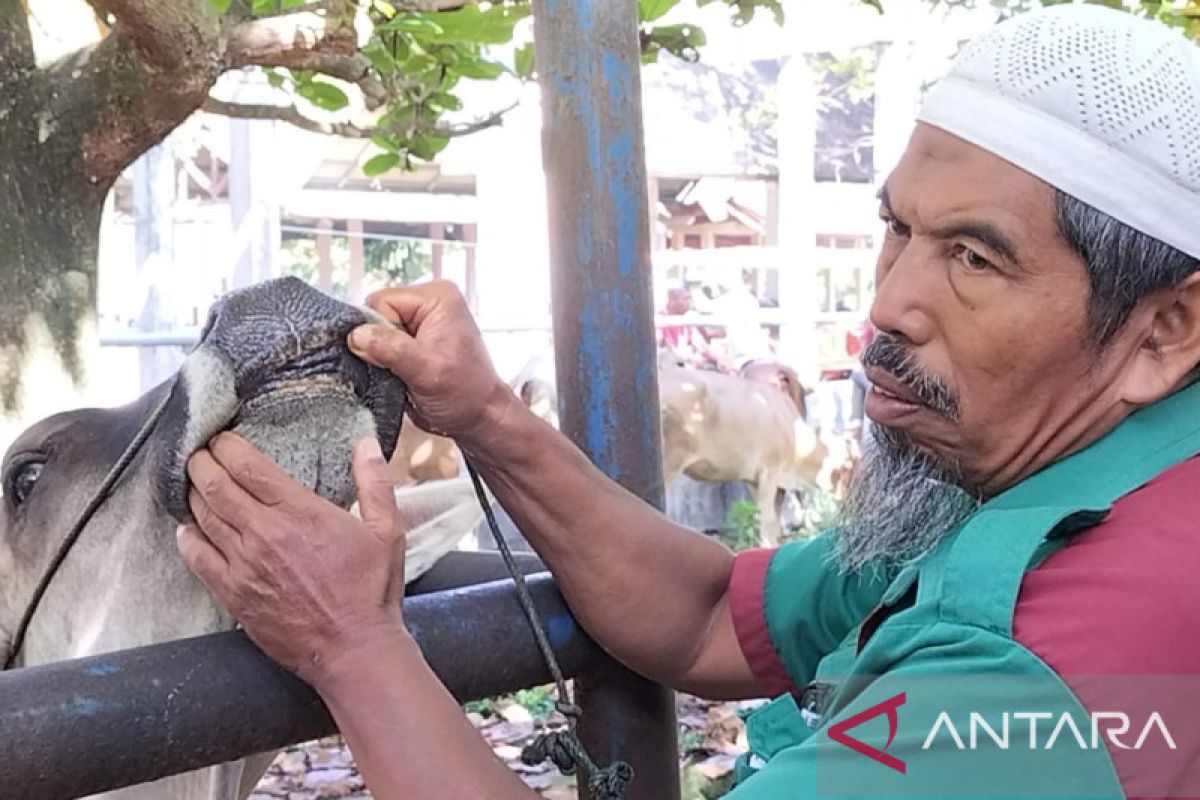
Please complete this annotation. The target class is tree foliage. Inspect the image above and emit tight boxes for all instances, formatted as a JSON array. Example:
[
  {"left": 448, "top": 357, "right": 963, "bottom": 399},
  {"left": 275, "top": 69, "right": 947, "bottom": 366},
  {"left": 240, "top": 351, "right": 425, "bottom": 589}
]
[{"left": 199, "top": 0, "right": 799, "bottom": 173}]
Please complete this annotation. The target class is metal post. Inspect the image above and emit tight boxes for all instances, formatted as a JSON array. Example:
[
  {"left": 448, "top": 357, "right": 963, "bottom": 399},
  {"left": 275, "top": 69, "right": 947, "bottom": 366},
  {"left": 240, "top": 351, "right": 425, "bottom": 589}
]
[{"left": 532, "top": 2, "right": 680, "bottom": 799}]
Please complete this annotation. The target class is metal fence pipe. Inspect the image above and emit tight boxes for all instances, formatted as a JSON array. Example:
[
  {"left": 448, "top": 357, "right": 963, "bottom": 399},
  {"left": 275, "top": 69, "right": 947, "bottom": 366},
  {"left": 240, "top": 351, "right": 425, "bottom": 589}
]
[
  {"left": 406, "top": 550, "right": 546, "bottom": 596},
  {"left": 0, "top": 574, "right": 596, "bottom": 800},
  {"left": 532, "top": 1, "right": 681, "bottom": 798}
]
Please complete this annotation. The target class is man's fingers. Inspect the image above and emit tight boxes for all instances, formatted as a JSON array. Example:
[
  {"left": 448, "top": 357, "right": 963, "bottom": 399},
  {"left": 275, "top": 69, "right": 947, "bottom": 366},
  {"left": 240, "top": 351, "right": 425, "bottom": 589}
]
[
  {"left": 209, "top": 433, "right": 298, "bottom": 508},
  {"left": 364, "top": 283, "right": 459, "bottom": 329},
  {"left": 187, "top": 448, "right": 263, "bottom": 532},
  {"left": 364, "top": 287, "right": 424, "bottom": 327},
  {"left": 176, "top": 523, "right": 230, "bottom": 593},
  {"left": 348, "top": 323, "right": 426, "bottom": 378},
  {"left": 353, "top": 437, "right": 399, "bottom": 541},
  {"left": 188, "top": 488, "right": 244, "bottom": 556}
]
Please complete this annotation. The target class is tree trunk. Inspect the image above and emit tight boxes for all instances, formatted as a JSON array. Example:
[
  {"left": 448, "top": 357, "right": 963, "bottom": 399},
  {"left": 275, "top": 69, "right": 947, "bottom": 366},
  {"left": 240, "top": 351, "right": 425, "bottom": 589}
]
[
  {"left": 0, "top": 1, "right": 222, "bottom": 446},
  {"left": 0, "top": 74, "right": 109, "bottom": 423}
]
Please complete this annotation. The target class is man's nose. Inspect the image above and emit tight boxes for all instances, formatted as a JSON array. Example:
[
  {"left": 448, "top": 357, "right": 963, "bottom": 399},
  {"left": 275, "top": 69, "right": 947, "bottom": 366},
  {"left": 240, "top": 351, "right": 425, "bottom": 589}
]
[{"left": 869, "top": 242, "right": 938, "bottom": 346}]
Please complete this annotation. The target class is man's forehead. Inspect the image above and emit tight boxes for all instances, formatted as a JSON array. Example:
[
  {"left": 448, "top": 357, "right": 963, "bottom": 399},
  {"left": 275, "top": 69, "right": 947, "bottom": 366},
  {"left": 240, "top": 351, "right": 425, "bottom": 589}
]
[{"left": 884, "top": 124, "right": 1058, "bottom": 243}]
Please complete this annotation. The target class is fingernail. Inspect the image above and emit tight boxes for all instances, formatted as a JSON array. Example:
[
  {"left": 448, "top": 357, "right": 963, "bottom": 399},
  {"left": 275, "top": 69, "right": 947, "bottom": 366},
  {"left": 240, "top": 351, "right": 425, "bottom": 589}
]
[
  {"left": 175, "top": 524, "right": 188, "bottom": 540},
  {"left": 349, "top": 326, "right": 373, "bottom": 352}
]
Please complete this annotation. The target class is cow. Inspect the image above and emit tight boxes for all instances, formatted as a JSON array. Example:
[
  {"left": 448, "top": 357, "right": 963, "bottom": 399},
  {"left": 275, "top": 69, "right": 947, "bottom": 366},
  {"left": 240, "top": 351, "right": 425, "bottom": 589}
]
[
  {"left": 390, "top": 419, "right": 463, "bottom": 484},
  {"left": 658, "top": 361, "right": 835, "bottom": 545},
  {"left": 0, "top": 277, "right": 482, "bottom": 799},
  {"left": 510, "top": 350, "right": 839, "bottom": 545}
]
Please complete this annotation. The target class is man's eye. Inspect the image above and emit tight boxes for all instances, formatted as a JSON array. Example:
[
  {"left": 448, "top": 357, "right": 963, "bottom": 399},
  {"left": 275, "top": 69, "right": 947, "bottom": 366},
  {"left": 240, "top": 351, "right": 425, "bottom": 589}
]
[
  {"left": 883, "top": 216, "right": 909, "bottom": 238},
  {"left": 955, "top": 245, "right": 992, "bottom": 271}
]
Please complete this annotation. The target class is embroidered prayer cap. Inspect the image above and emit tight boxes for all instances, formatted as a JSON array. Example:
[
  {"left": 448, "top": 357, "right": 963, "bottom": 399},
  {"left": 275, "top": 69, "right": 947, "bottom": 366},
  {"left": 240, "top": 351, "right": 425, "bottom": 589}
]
[{"left": 917, "top": 3, "right": 1200, "bottom": 260}]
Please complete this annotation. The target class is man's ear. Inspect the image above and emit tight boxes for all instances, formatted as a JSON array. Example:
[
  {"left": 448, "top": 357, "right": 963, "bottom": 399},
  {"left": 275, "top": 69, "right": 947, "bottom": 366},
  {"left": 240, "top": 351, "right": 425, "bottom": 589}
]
[{"left": 1119, "top": 272, "right": 1200, "bottom": 405}]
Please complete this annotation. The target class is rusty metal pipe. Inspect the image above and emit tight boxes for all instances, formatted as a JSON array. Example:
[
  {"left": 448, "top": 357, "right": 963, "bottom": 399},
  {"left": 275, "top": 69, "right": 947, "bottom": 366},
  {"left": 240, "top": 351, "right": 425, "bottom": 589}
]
[
  {"left": 0, "top": 575, "right": 596, "bottom": 800},
  {"left": 532, "top": 1, "right": 681, "bottom": 798}
]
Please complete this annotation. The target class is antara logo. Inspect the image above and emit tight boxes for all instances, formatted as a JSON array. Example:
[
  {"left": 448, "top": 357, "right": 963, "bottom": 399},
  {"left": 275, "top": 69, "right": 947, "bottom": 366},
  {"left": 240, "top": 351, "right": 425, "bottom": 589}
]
[
  {"left": 825, "top": 691, "right": 1177, "bottom": 775},
  {"left": 922, "top": 711, "right": 1177, "bottom": 752},
  {"left": 827, "top": 692, "right": 908, "bottom": 774}
]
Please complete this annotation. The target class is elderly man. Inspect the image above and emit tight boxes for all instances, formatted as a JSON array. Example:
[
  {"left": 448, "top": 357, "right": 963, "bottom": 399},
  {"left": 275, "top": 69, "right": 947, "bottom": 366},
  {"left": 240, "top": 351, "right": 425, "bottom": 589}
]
[{"left": 177, "top": 5, "right": 1200, "bottom": 798}]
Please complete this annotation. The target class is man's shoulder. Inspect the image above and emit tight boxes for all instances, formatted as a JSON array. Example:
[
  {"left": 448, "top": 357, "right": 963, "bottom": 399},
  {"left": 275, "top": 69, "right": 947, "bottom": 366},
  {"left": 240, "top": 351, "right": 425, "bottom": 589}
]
[{"left": 1015, "top": 453, "right": 1200, "bottom": 673}]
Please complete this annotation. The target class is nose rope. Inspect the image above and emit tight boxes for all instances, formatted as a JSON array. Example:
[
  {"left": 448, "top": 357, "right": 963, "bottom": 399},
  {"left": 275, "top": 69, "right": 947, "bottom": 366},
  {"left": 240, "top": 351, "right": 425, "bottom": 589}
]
[
  {"left": 459, "top": 449, "right": 633, "bottom": 799},
  {"left": 2, "top": 381, "right": 177, "bottom": 671}
]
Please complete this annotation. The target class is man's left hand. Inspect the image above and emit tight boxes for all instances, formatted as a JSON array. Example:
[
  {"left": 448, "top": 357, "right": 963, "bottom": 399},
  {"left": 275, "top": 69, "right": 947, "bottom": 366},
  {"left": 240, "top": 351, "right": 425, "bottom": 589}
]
[{"left": 176, "top": 433, "right": 407, "bottom": 687}]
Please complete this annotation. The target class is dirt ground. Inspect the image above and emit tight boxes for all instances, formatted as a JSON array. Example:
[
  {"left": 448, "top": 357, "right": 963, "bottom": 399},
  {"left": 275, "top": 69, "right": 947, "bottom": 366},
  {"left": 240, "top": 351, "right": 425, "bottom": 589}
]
[{"left": 249, "top": 693, "right": 754, "bottom": 799}]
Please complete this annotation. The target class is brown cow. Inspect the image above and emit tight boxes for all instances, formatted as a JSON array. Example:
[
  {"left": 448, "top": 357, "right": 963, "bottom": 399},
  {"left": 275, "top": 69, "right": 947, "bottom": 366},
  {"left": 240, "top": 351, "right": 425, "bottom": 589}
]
[{"left": 659, "top": 362, "right": 833, "bottom": 545}]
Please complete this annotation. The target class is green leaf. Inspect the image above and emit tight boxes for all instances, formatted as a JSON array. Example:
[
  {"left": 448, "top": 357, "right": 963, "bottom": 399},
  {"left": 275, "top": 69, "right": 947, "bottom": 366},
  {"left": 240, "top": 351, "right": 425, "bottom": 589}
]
[
  {"left": 251, "top": 0, "right": 274, "bottom": 13},
  {"left": 209, "top": 0, "right": 233, "bottom": 12},
  {"left": 371, "top": 136, "right": 399, "bottom": 153},
  {"left": 408, "top": 133, "right": 450, "bottom": 161},
  {"left": 514, "top": 43, "right": 535, "bottom": 80},
  {"left": 299, "top": 80, "right": 350, "bottom": 112},
  {"left": 265, "top": 69, "right": 286, "bottom": 89},
  {"left": 639, "top": 0, "right": 681, "bottom": 22},
  {"left": 423, "top": 4, "right": 531, "bottom": 45},
  {"left": 281, "top": 0, "right": 307, "bottom": 8},
  {"left": 372, "top": 0, "right": 397, "bottom": 17},
  {"left": 362, "top": 41, "right": 397, "bottom": 76},
  {"left": 429, "top": 92, "right": 462, "bottom": 111},
  {"left": 456, "top": 58, "right": 505, "bottom": 80},
  {"left": 643, "top": 23, "right": 706, "bottom": 63},
  {"left": 402, "top": 53, "right": 438, "bottom": 74},
  {"left": 363, "top": 152, "right": 402, "bottom": 176},
  {"left": 380, "top": 14, "right": 445, "bottom": 35}
]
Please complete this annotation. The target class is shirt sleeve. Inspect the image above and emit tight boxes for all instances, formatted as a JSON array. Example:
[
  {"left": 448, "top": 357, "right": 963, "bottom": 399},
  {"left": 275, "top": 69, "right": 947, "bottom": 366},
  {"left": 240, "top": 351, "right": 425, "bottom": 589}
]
[{"left": 729, "top": 534, "right": 891, "bottom": 697}]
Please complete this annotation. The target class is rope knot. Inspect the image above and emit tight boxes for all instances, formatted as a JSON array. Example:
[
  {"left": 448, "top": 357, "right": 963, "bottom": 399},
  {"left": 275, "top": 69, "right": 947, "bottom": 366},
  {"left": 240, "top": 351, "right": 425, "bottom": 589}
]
[
  {"left": 555, "top": 700, "right": 583, "bottom": 720},
  {"left": 521, "top": 730, "right": 580, "bottom": 775},
  {"left": 521, "top": 730, "right": 634, "bottom": 800},
  {"left": 587, "top": 760, "right": 635, "bottom": 800}
]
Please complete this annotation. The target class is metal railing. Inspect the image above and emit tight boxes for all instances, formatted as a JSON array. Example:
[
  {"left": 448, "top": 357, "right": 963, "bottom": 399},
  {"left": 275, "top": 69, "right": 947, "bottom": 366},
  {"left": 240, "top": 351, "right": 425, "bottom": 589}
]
[{"left": 0, "top": 553, "right": 626, "bottom": 800}]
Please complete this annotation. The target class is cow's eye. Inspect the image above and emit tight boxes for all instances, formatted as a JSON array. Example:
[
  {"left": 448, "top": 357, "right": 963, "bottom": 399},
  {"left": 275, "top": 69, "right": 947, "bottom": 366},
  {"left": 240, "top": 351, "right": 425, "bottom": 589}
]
[{"left": 6, "top": 459, "right": 45, "bottom": 507}]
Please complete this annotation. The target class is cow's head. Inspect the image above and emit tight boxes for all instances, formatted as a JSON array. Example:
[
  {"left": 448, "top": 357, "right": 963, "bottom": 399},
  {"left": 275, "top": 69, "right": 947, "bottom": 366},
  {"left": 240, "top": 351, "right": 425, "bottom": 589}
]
[{"left": 0, "top": 277, "right": 406, "bottom": 671}]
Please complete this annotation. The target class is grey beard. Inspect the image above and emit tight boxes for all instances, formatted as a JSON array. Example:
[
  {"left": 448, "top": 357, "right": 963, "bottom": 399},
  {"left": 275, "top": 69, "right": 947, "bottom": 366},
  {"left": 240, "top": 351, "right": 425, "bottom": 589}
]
[{"left": 834, "top": 426, "right": 981, "bottom": 573}]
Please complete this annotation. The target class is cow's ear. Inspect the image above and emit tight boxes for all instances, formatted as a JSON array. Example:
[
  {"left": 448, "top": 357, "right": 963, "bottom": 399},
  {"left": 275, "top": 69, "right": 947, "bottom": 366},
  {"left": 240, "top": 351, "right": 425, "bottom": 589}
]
[{"left": 779, "top": 372, "right": 807, "bottom": 417}]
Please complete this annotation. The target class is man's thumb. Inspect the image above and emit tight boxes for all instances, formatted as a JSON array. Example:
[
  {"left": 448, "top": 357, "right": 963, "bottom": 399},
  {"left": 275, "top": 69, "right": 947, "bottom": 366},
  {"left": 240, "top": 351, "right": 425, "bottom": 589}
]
[
  {"left": 352, "top": 437, "right": 398, "bottom": 539},
  {"left": 348, "top": 324, "right": 421, "bottom": 378}
]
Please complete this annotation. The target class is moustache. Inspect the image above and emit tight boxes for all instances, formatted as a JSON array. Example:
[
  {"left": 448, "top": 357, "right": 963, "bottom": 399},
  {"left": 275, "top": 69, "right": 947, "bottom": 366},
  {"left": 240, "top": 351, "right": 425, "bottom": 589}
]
[{"left": 861, "top": 333, "right": 960, "bottom": 421}]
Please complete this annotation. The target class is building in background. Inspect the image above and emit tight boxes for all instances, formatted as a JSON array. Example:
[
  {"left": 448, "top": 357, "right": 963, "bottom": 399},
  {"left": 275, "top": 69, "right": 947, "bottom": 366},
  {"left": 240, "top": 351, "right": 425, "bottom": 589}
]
[{"left": 93, "top": 0, "right": 1001, "bottom": 403}]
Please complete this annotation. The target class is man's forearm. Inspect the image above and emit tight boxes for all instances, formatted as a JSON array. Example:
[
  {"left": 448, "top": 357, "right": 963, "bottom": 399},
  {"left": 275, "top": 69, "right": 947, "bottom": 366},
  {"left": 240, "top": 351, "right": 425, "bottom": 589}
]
[
  {"left": 459, "top": 390, "right": 747, "bottom": 692},
  {"left": 315, "top": 630, "right": 537, "bottom": 800}
]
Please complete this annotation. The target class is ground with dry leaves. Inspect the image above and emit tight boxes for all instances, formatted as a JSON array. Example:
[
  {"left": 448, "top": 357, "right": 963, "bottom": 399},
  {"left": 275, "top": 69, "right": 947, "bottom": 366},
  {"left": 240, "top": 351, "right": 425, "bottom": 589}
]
[{"left": 250, "top": 692, "right": 754, "bottom": 799}]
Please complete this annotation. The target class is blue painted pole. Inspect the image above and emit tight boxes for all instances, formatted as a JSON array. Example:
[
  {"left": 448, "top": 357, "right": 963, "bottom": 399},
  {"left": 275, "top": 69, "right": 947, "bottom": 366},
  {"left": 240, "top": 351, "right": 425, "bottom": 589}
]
[{"left": 532, "top": 1, "right": 681, "bottom": 798}]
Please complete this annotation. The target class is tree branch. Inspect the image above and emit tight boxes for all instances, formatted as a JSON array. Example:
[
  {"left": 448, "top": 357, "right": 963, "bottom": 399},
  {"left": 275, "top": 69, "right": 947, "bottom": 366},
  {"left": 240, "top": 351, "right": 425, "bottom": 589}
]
[
  {"left": 203, "top": 96, "right": 514, "bottom": 139},
  {"left": 91, "top": 0, "right": 218, "bottom": 72},
  {"left": 226, "top": 9, "right": 388, "bottom": 109}
]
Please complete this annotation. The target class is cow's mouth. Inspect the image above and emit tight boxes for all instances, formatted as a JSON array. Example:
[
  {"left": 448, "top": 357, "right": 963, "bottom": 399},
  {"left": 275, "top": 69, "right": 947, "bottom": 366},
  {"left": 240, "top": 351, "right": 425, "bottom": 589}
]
[{"left": 155, "top": 278, "right": 406, "bottom": 523}]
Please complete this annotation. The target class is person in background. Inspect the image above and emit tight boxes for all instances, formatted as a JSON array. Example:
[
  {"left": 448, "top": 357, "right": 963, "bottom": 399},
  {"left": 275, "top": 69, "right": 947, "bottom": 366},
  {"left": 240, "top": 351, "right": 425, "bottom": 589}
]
[
  {"left": 701, "top": 269, "right": 771, "bottom": 371},
  {"left": 658, "top": 283, "right": 722, "bottom": 369}
]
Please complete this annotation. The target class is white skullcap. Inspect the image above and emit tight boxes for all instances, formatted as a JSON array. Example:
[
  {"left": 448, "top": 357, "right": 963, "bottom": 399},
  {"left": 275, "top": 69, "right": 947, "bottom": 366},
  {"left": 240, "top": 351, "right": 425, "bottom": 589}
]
[{"left": 917, "top": 4, "right": 1200, "bottom": 260}]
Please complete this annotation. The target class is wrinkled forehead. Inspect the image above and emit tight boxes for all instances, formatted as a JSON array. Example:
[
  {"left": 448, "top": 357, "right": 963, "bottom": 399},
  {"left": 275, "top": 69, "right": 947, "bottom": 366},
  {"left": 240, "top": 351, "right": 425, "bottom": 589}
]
[{"left": 886, "top": 123, "right": 1063, "bottom": 258}]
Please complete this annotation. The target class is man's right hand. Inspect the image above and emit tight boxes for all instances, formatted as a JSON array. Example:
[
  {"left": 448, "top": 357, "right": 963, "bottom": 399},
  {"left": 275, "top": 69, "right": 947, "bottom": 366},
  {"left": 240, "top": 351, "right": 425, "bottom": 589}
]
[{"left": 348, "top": 281, "right": 516, "bottom": 447}]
